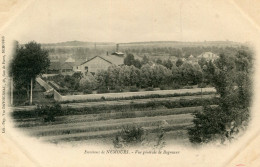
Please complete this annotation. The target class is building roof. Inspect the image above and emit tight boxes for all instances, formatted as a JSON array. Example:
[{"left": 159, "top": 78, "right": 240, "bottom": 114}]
[
  {"left": 80, "top": 56, "right": 113, "bottom": 66},
  {"left": 49, "top": 61, "right": 61, "bottom": 70},
  {"left": 80, "top": 55, "right": 124, "bottom": 66},
  {"left": 60, "top": 62, "right": 74, "bottom": 69},
  {"left": 100, "top": 55, "right": 124, "bottom": 66},
  {"left": 65, "top": 57, "right": 75, "bottom": 63},
  {"left": 198, "top": 52, "right": 219, "bottom": 60},
  {"left": 111, "top": 52, "right": 124, "bottom": 56}
]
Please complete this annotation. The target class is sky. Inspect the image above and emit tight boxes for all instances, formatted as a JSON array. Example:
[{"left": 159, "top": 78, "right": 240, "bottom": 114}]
[{"left": 3, "top": 0, "right": 259, "bottom": 44}]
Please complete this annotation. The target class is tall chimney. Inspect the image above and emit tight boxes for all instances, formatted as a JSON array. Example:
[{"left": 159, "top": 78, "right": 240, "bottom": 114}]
[{"left": 116, "top": 44, "right": 119, "bottom": 52}]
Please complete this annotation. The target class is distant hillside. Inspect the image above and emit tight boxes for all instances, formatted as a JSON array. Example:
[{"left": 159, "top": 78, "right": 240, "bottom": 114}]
[
  {"left": 119, "top": 41, "right": 243, "bottom": 48},
  {"left": 42, "top": 40, "right": 115, "bottom": 47},
  {"left": 41, "top": 40, "right": 244, "bottom": 48}
]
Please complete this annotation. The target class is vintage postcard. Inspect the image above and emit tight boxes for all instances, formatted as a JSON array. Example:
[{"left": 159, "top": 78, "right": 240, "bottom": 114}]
[{"left": 0, "top": 0, "right": 260, "bottom": 166}]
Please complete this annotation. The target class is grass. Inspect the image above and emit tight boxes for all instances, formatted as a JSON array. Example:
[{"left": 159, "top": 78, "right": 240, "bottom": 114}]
[
  {"left": 23, "top": 114, "right": 193, "bottom": 136},
  {"left": 40, "top": 123, "right": 193, "bottom": 142},
  {"left": 12, "top": 96, "right": 218, "bottom": 119},
  {"left": 15, "top": 106, "right": 213, "bottom": 128},
  {"left": 12, "top": 90, "right": 218, "bottom": 144},
  {"left": 60, "top": 91, "right": 216, "bottom": 104}
]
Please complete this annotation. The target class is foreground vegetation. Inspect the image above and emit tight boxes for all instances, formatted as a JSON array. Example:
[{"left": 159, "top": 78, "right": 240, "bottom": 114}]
[
  {"left": 188, "top": 50, "right": 253, "bottom": 144},
  {"left": 11, "top": 91, "right": 218, "bottom": 145}
]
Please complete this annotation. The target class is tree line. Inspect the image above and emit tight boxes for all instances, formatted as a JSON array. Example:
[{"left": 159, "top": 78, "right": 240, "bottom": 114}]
[
  {"left": 80, "top": 57, "right": 207, "bottom": 92},
  {"left": 188, "top": 50, "right": 253, "bottom": 144}
]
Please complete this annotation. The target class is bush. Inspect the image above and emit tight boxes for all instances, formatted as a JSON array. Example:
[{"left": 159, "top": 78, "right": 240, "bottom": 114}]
[
  {"left": 145, "top": 87, "right": 154, "bottom": 91},
  {"left": 198, "top": 82, "right": 207, "bottom": 88},
  {"left": 188, "top": 106, "right": 225, "bottom": 143},
  {"left": 129, "top": 86, "right": 139, "bottom": 92},
  {"left": 113, "top": 126, "right": 144, "bottom": 148},
  {"left": 171, "top": 83, "right": 181, "bottom": 89},
  {"left": 12, "top": 97, "right": 218, "bottom": 119},
  {"left": 83, "top": 89, "right": 93, "bottom": 94},
  {"left": 188, "top": 105, "right": 250, "bottom": 144},
  {"left": 159, "top": 85, "right": 169, "bottom": 90},
  {"left": 114, "top": 86, "right": 124, "bottom": 93},
  {"left": 34, "top": 103, "right": 62, "bottom": 122},
  {"left": 183, "top": 85, "right": 193, "bottom": 89},
  {"left": 97, "top": 87, "right": 110, "bottom": 94}
]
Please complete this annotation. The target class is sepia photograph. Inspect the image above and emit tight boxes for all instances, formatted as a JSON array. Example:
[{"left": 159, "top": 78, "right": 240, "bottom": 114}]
[{"left": 0, "top": 0, "right": 260, "bottom": 166}]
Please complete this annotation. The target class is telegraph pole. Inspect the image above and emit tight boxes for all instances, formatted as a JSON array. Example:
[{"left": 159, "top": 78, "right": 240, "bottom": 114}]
[
  {"left": 10, "top": 77, "right": 13, "bottom": 106},
  {"left": 30, "top": 78, "right": 33, "bottom": 105}
]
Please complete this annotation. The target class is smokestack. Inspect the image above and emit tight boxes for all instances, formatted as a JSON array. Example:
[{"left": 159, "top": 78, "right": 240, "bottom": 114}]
[{"left": 116, "top": 44, "right": 119, "bottom": 52}]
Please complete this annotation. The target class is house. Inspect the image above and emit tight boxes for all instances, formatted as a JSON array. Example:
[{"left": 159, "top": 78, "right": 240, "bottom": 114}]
[
  {"left": 47, "top": 61, "right": 75, "bottom": 75},
  {"left": 111, "top": 51, "right": 124, "bottom": 57},
  {"left": 111, "top": 44, "right": 124, "bottom": 57},
  {"left": 197, "top": 52, "right": 219, "bottom": 61},
  {"left": 60, "top": 62, "right": 74, "bottom": 75},
  {"left": 48, "top": 61, "right": 61, "bottom": 74},
  {"left": 78, "top": 54, "right": 124, "bottom": 76},
  {"left": 187, "top": 54, "right": 197, "bottom": 63},
  {"left": 65, "top": 57, "right": 75, "bottom": 63}
]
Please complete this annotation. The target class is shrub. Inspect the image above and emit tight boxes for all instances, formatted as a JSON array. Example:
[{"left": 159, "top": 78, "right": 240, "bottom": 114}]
[
  {"left": 198, "top": 82, "right": 207, "bottom": 88},
  {"left": 145, "top": 87, "right": 154, "bottom": 91},
  {"left": 129, "top": 86, "right": 139, "bottom": 92},
  {"left": 114, "top": 86, "right": 124, "bottom": 93},
  {"left": 113, "top": 126, "right": 144, "bottom": 148},
  {"left": 188, "top": 105, "right": 250, "bottom": 144},
  {"left": 97, "top": 87, "right": 110, "bottom": 94},
  {"left": 12, "top": 97, "right": 218, "bottom": 119},
  {"left": 35, "top": 103, "right": 62, "bottom": 122},
  {"left": 171, "top": 83, "right": 181, "bottom": 89},
  {"left": 83, "top": 89, "right": 93, "bottom": 94},
  {"left": 159, "top": 85, "right": 168, "bottom": 90},
  {"left": 183, "top": 85, "right": 193, "bottom": 89},
  {"left": 188, "top": 106, "right": 225, "bottom": 143}
]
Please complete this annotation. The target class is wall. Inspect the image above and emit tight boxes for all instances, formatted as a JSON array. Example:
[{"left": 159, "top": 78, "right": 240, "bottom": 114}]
[
  {"left": 53, "top": 89, "right": 63, "bottom": 101},
  {"left": 56, "top": 87, "right": 216, "bottom": 102},
  {"left": 79, "top": 56, "right": 112, "bottom": 75},
  {"left": 36, "top": 77, "right": 52, "bottom": 91}
]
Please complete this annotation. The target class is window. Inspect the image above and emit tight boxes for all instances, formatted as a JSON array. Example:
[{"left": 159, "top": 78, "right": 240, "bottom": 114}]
[{"left": 85, "top": 66, "right": 88, "bottom": 72}]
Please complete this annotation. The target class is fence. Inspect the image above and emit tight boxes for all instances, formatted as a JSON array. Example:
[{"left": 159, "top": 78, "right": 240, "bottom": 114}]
[
  {"left": 36, "top": 77, "right": 52, "bottom": 91},
  {"left": 36, "top": 77, "right": 63, "bottom": 101},
  {"left": 54, "top": 89, "right": 63, "bottom": 101},
  {"left": 55, "top": 87, "right": 216, "bottom": 102}
]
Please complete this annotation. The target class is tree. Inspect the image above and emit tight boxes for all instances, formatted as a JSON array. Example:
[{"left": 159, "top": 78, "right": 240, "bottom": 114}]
[
  {"left": 176, "top": 58, "right": 183, "bottom": 67},
  {"left": 162, "top": 59, "right": 173, "bottom": 69},
  {"left": 171, "top": 64, "right": 182, "bottom": 84},
  {"left": 141, "top": 55, "right": 150, "bottom": 65},
  {"left": 156, "top": 58, "right": 163, "bottom": 65},
  {"left": 188, "top": 51, "right": 252, "bottom": 144},
  {"left": 124, "top": 54, "right": 135, "bottom": 66},
  {"left": 95, "top": 70, "right": 109, "bottom": 89},
  {"left": 140, "top": 64, "right": 153, "bottom": 88},
  {"left": 10, "top": 41, "right": 50, "bottom": 105},
  {"left": 133, "top": 59, "right": 142, "bottom": 68},
  {"left": 212, "top": 53, "right": 236, "bottom": 98},
  {"left": 72, "top": 72, "right": 83, "bottom": 80},
  {"left": 152, "top": 65, "right": 172, "bottom": 87},
  {"left": 179, "top": 62, "right": 202, "bottom": 85},
  {"left": 124, "top": 54, "right": 142, "bottom": 68},
  {"left": 107, "top": 65, "right": 121, "bottom": 89},
  {"left": 198, "top": 57, "right": 207, "bottom": 68}
]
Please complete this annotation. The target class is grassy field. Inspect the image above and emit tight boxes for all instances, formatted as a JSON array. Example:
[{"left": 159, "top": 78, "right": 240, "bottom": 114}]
[{"left": 12, "top": 89, "right": 218, "bottom": 146}]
